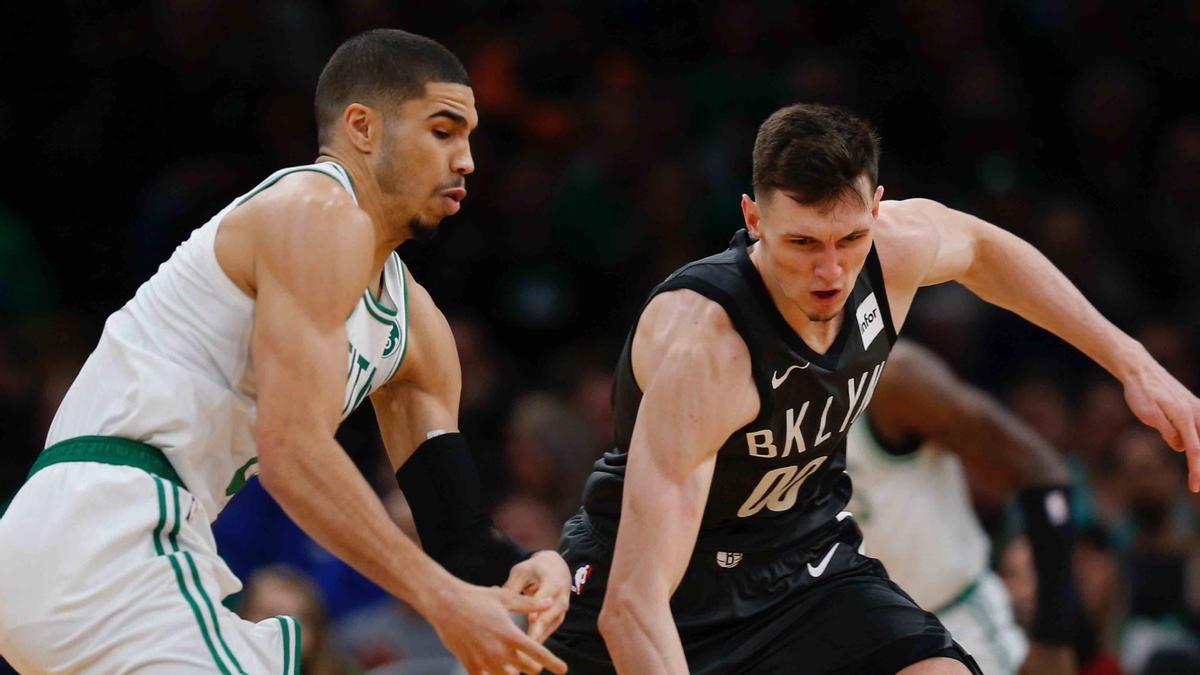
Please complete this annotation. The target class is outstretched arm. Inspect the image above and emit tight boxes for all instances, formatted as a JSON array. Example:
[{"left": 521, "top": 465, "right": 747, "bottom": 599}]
[
  {"left": 878, "top": 198, "right": 1200, "bottom": 491},
  {"left": 598, "top": 290, "right": 760, "bottom": 674}
]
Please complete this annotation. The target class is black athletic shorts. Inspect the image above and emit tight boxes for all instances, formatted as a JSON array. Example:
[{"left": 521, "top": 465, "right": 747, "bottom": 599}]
[{"left": 547, "top": 510, "right": 982, "bottom": 675}]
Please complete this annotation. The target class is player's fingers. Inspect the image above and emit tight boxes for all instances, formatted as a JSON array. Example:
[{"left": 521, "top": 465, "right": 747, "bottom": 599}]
[
  {"left": 1151, "top": 402, "right": 1184, "bottom": 451},
  {"left": 510, "top": 647, "right": 544, "bottom": 674},
  {"left": 502, "top": 567, "right": 530, "bottom": 593},
  {"left": 1187, "top": 414, "right": 1200, "bottom": 493},
  {"left": 499, "top": 588, "right": 554, "bottom": 615},
  {"left": 508, "top": 630, "right": 567, "bottom": 674}
]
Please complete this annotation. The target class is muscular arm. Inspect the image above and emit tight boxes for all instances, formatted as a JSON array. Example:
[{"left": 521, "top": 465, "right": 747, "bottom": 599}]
[
  {"left": 877, "top": 198, "right": 1200, "bottom": 491},
  {"left": 868, "top": 340, "right": 1069, "bottom": 490},
  {"left": 244, "top": 177, "right": 453, "bottom": 613},
  {"left": 241, "top": 176, "right": 564, "bottom": 674},
  {"left": 598, "top": 291, "right": 759, "bottom": 674}
]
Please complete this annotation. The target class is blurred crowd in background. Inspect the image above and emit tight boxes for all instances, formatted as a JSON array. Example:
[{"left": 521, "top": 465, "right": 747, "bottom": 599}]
[{"left": 2, "top": 2, "right": 1200, "bottom": 674}]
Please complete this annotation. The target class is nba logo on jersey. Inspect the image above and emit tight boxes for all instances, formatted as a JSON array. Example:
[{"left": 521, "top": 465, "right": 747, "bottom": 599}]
[
  {"left": 572, "top": 564, "right": 592, "bottom": 595},
  {"left": 856, "top": 293, "right": 883, "bottom": 349},
  {"left": 716, "top": 551, "right": 743, "bottom": 568}
]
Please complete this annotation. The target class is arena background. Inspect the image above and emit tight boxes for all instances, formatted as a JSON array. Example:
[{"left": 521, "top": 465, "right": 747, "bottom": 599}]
[{"left": 2, "top": 2, "right": 1198, "bottom": 673}]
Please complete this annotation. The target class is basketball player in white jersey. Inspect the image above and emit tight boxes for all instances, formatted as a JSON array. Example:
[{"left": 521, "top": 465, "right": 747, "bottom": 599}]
[
  {"left": 847, "top": 340, "right": 1077, "bottom": 675},
  {"left": 0, "top": 30, "right": 569, "bottom": 675}
]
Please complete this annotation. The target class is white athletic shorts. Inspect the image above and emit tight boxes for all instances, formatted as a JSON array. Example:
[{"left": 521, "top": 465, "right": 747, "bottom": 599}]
[
  {"left": 0, "top": 453, "right": 301, "bottom": 674},
  {"left": 938, "top": 571, "right": 1030, "bottom": 675}
]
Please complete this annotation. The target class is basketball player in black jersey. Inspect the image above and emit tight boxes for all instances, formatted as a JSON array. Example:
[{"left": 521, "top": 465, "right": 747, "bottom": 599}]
[{"left": 545, "top": 104, "right": 1200, "bottom": 674}]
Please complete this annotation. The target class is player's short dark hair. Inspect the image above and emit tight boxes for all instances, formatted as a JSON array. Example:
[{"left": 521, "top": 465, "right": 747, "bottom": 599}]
[
  {"left": 314, "top": 29, "right": 470, "bottom": 146},
  {"left": 752, "top": 103, "right": 880, "bottom": 206}
]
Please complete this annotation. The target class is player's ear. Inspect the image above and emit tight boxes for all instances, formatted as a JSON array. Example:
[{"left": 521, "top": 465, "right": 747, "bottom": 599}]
[
  {"left": 871, "top": 185, "right": 884, "bottom": 219},
  {"left": 342, "top": 103, "right": 378, "bottom": 154},
  {"left": 741, "top": 193, "right": 762, "bottom": 237}
]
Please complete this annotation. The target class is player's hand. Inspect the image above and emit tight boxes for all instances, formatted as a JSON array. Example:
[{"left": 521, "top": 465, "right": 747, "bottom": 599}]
[
  {"left": 426, "top": 578, "right": 568, "bottom": 674},
  {"left": 503, "top": 550, "right": 572, "bottom": 642},
  {"left": 1120, "top": 352, "right": 1200, "bottom": 492}
]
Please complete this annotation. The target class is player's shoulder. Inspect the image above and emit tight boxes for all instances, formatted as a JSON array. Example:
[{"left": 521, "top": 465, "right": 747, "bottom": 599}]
[
  {"left": 639, "top": 288, "right": 749, "bottom": 367},
  {"left": 875, "top": 199, "right": 942, "bottom": 242},
  {"left": 259, "top": 171, "right": 367, "bottom": 231},
  {"left": 872, "top": 199, "right": 943, "bottom": 288}
]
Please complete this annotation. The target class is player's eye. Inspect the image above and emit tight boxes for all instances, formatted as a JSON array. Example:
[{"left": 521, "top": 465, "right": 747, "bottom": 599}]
[{"left": 432, "top": 129, "right": 451, "bottom": 140}]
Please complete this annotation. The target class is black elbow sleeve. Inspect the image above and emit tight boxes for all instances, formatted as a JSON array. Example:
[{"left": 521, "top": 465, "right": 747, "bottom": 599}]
[
  {"left": 1018, "top": 484, "right": 1080, "bottom": 644},
  {"left": 395, "top": 432, "right": 528, "bottom": 586}
]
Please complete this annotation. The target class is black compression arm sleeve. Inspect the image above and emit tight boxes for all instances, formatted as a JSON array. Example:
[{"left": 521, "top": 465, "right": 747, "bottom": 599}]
[
  {"left": 395, "top": 432, "right": 529, "bottom": 586},
  {"left": 1018, "top": 484, "right": 1080, "bottom": 644}
]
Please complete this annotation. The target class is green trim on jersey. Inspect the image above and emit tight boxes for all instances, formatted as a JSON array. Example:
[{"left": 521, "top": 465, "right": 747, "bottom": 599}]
[
  {"left": 31, "top": 436, "right": 185, "bottom": 488},
  {"left": 931, "top": 577, "right": 980, "bottom": 614},
  {"left": 275, "top": 615, "right": 301, "bottom": 675},
  {"left": 235, "top": 166, "right": 347, "bottom": 207},
  {"left": 326, "top": 161, "right": 358, "bottom": 201},
  {"left": 154, "top": 478, "right": 238, "bottom": 674},
  {"left": 278, "top": 617, "right": 291, "bottom": 675},
  {"left": 362, "top": 294, "right": 397, "bottom": 324},
  {"left": 383, "top": 252, "right": 410, "bottom": 386}
]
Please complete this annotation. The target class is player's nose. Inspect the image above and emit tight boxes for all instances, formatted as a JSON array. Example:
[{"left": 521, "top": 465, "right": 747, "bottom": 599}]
[{"left": 453, "top": 145, "right": 475, "bottom": 175}]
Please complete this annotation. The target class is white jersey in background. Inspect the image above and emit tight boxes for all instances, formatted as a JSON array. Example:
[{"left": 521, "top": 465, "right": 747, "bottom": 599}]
[
  {"left": 46, "top": 161, "right": 410, "bottom": 519},
  {"left": 846, "top": 415, "right": 1028, "bottom": 675}
]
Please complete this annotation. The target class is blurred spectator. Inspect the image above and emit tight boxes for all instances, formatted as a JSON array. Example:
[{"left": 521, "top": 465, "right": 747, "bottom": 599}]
[
  {"left": 503, "top": 392, "right": 595, "bottom": 519},
  {"left": 239, "top": 566, "right": 360, "bottom": 675}
]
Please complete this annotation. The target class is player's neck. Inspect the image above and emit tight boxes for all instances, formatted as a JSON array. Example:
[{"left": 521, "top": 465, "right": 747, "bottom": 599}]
[
  {"left": 313, "top": 151, "right": 409, "bottom": 269},
  {"left": 749, "top": 245, "right": 844, "bottom": 354}
]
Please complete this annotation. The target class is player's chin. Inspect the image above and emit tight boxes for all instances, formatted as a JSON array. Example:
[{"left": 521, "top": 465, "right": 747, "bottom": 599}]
[{"left": 409, "top": 217, "right": 442, "bottom": 242}]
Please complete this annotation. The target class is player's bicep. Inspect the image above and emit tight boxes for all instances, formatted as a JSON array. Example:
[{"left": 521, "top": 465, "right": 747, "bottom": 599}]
[
  {"left": 251, "top": 207, "right": 372, "bottom": 453},
  {"left": 611, "top": 296, "right": 758, "bottom": 595}
]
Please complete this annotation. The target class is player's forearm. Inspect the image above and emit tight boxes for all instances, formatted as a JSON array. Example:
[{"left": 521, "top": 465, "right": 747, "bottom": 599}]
[
  {"left": 257, "top": 434, "right": 455, "bottom": 616},
  {"left": 968, "top": 396, "right": 1070, "bottom": 487},
  {"left": 959, "top": 224, "right": 1144, "bottom": 379},
  {"left": 599, "top": 593, "right": 690, "bottom": 674}
]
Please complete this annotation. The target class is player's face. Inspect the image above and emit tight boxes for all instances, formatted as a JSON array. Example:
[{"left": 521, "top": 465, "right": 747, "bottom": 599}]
[
  {"left": 376, "top": 82, "right": 478, "bottom": 239},
  {"left": 743, "top": 178, "right": 882, "bottom": 323}
]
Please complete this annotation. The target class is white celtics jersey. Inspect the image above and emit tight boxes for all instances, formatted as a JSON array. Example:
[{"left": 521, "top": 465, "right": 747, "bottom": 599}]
[
  {"left": 46, "top": 161, "right": 409, "bottom": 519},
  {"left": 845, "top": 416, "right": 990, "bottom": 611}
]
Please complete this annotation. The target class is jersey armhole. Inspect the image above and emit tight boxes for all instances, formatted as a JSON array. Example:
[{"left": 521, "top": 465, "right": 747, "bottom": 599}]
[{"left": 863, "top": 244, "right": 899, "bottom": 346}]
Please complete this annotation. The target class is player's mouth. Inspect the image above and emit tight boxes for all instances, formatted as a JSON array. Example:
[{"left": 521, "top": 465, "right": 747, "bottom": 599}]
[
  {"left": 811, "top": 289, "right": 841, "bottom": 303},
  {"left": 441, "top": 187, "right": 466, "bottom": 215}
]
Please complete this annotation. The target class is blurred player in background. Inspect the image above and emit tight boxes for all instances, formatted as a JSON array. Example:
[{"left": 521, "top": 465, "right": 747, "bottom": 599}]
[
  {"left": 547, "top": 103, "right": 1200, "bottom": 674},
  {"left": 0, "top": 29, "right": 568, "bottom": 675},
  {"left": 847, "top": 339, "right": 1078, "bottom": 675}
]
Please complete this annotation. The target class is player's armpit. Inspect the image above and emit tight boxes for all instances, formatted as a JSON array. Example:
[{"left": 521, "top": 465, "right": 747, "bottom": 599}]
[
  {"left": 599, "top": 290, "right": 759, "bottom": 675},
  {"left": 370, "top": 272, "right": 462, "bottom": 466}
]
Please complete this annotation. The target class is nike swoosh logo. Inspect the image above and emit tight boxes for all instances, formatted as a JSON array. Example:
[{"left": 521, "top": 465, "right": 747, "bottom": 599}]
[
  {"left": 771, "top": 362, "right": 810, "bottom": 389},
  {"left": 806, "top": 543, "right": 839, "bottom": 577}
]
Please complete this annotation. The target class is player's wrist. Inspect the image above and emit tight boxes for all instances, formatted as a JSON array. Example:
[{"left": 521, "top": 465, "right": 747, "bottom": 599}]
[
  {"left": 1017, "top": 484, "right": 1079, "bottom": 644},
  {"left": 1109, "top": 336, "right": 1151, "bottom": 383}
]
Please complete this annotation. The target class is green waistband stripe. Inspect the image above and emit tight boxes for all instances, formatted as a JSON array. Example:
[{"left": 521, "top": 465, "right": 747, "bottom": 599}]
[{"left": 32, "top": 436, "right": 184, "bottom": 489}]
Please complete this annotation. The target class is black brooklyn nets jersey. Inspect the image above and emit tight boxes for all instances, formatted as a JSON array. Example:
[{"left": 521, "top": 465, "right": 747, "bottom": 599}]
[{"left": 583, "top": 229, "right": 898, "bottom": 551}]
